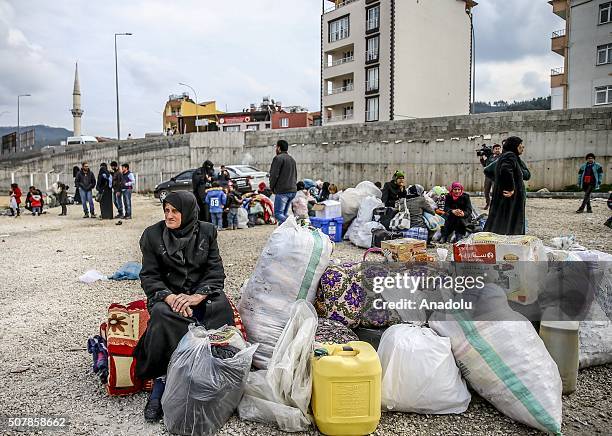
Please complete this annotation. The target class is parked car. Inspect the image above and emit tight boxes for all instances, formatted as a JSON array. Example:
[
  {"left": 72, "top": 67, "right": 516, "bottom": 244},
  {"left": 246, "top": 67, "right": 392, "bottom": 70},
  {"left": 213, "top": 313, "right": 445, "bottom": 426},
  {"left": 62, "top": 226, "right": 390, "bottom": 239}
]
[
  {"left": 225, "top": 165, "right": 270, "bottom": 192},
  {"left": 153, "top": 168, "right": 251, "bottom": 201}
]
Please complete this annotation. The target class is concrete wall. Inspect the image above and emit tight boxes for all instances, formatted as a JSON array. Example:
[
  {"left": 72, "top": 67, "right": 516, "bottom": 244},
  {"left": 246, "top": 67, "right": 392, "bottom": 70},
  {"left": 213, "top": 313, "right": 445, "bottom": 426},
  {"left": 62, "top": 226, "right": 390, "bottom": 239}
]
[
  {"left": 568, "top": 0, "right": 612, "bottom": 108},
  {"left": 1, "top": 108, "right": 610, "bottom": 193}
]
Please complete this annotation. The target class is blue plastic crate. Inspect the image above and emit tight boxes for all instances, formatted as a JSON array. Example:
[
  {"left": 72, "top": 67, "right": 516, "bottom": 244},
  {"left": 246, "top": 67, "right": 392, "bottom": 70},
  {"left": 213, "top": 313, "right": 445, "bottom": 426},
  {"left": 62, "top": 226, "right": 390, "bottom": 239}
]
[{"left": 310, "top": 216, "right": 344, "bottom": 243}]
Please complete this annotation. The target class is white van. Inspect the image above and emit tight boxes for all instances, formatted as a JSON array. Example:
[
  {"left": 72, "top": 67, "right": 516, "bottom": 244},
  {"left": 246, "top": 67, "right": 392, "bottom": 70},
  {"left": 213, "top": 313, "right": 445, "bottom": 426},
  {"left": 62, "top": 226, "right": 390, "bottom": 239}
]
[{"left": 66, "top": 136, "right": 98, "bottom": 145}]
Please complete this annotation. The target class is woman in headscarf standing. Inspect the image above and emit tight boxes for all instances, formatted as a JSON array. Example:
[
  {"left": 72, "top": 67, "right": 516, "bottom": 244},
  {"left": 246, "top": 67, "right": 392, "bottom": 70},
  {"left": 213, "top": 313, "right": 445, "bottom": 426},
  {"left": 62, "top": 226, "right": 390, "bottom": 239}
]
[
  {"left": 72, "top": 165, "right": 82, "bottom": 205},
  {"left": 484, "top": 136, "right": 530, "bottom": 235},
  {"left": 440, "top": 182, "right": 472, "bottom": 243},
  {"left": 133, "top": 191, "right": 234, "bottom": 421},
  {"left": 96, "top": 163, "right": 114, "bottom": 219}
]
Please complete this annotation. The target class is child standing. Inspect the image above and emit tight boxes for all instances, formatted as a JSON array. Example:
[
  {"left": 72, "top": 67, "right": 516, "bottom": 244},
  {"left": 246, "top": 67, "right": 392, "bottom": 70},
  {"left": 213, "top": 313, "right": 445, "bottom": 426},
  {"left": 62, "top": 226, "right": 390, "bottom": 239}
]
[
  {"left": 204, "top": 182, "right": 227, "bottom": 230},
  {"left": 226, "top": 184, "right": 243, "bottom": 230},
  {"left": 9, "top": 183, "right": 21, "bottom": 217},
  {"left": 58, "top": 182, "right": 69, "bottom": 216}
]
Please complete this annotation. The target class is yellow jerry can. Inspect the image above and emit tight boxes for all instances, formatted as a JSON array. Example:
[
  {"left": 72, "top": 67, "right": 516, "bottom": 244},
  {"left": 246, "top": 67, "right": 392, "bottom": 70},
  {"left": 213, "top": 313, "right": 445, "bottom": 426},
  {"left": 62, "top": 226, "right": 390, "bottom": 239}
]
[{"left": 311, "top": 341, "right": 382, "bottom": 436}]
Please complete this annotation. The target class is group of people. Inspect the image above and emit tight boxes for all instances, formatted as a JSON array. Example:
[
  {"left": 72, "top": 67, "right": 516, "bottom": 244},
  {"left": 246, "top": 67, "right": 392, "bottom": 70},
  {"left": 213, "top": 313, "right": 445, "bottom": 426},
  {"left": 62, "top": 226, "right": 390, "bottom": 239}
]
[
  {"left": 72, "top": 161, "right": 135, "bottom": 220},
  {"left": 9, "top": 184, "right": 45, "bottom": 217}
]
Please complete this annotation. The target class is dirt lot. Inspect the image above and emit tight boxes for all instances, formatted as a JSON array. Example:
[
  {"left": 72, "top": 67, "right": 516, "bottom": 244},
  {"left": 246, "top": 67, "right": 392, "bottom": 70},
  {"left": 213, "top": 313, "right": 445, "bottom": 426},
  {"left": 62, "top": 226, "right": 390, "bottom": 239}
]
[{"left": 0, "top": 195, "right": 610, "bottom": 435}]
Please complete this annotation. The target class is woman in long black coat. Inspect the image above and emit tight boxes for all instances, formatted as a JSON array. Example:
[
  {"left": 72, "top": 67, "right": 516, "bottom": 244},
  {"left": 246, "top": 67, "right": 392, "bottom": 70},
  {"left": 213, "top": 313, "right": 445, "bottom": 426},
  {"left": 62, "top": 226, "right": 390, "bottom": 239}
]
[
  {"left": 96, "top": 163, "right": 114, "bottom": 219},
  {"left": 133, "top": 191, "right": 234, "bottom": 421},
  {"left": 484, "top": 136, "right": 530, "bottom": 235}
]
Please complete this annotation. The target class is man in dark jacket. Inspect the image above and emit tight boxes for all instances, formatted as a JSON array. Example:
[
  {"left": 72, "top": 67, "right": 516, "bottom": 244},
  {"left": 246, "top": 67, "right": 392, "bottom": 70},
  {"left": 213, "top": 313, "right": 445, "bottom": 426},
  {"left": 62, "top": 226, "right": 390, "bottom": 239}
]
[
  {"left": 269, "top": 139, "right": 297, "bottom": 224},
  {"left": 484, "top": 136, "right": 530, "bottom": 235},
  {"left": 75, "top": 161, "right": 96, "bottom": 218},
  {"left": 110, "top": 161, "right": 124, "bottom": 218},
  {"left": 192, "top": 160, "right": 215, "bottom": 221},
  {"left": 480, "top": 143, "right": 502, "bottom": 210},
  {"left": 381, "top": 171, "right": 407, "bottom": 208},
  {"left": 576, "top": 153, "right": 604, "bottom": 214}
]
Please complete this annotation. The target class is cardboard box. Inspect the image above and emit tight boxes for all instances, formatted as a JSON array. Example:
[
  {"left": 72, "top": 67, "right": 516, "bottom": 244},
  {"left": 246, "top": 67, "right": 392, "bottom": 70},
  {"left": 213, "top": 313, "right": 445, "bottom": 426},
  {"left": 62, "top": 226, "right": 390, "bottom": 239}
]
[
  {"left": 312, "top": 200, "right": 342, "bottom": 219},
  {"left": 381, "top": 238, "right": 427, "bottom": 262}
]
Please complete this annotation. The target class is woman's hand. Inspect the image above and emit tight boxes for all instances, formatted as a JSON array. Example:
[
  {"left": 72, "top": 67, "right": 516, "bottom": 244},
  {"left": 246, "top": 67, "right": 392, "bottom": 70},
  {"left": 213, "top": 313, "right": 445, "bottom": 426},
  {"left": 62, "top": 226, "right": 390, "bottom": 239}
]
[
  {"left": 503, "top": 190, "right": 514, "bottom": 198},
  {"left": 452, "top": 209, "right": 465, "bottom": 217}
]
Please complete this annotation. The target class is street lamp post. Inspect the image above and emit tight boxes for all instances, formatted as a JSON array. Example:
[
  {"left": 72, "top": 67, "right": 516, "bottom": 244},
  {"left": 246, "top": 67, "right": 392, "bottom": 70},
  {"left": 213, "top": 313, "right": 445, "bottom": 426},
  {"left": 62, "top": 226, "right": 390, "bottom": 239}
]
[
  {"left": 17, "top": 94, "right": 31, "bottom": 152},
  {"left": 115, "top": 32, "right": 133, "bottom": 140},
  {"left": 178, "top": 82, "right": 200, "bottom": 133}
]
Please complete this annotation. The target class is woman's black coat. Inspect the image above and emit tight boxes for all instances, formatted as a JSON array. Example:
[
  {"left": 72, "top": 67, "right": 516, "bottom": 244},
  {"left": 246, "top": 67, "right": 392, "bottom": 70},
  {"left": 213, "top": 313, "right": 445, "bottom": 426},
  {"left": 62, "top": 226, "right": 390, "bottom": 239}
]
[
  {"left": 139, "top": 220, "right": 226, "bottom": 311},
  {"left": 484, "top": 151, "right": 529, "bottom": 235}
]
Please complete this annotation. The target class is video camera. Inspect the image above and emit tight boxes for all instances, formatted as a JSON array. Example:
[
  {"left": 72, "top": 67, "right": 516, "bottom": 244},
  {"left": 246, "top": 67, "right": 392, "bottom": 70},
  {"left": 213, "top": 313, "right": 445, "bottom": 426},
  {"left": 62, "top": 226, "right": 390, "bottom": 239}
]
[{"left": 476, "top": 144, "right": 493, "bottom": 159}]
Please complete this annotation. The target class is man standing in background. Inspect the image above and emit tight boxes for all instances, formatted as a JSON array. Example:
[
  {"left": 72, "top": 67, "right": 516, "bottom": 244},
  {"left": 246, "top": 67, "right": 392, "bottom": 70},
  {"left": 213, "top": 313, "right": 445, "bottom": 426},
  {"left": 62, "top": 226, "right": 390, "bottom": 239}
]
[
  {"left": 75, "top": 161, "right": 96, "bottom": 218},
  {"left": 576, "top": 153, "right": 604, "bottom": 214},
  {"left": 121, "top": 163, "right": 135, "bottom": 219},
  {"left": 111, "top": 161, "right": 124, "bottom": 218},
  {"left": 269, "top": 139, "right": 297, "bottom": 224},
  {"left": 480, "top": 143, "right": 502, "bottom": 210}
]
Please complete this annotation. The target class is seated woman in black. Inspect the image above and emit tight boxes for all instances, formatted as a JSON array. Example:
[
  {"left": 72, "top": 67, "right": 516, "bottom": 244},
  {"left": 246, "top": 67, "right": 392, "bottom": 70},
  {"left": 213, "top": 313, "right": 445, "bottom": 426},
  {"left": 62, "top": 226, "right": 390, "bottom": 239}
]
[
  {"left": 133, "top": 191, "right": 234, "bottom": 421},
  {"left": 440, "top": 182, "right": 473, "bottom": 243}
]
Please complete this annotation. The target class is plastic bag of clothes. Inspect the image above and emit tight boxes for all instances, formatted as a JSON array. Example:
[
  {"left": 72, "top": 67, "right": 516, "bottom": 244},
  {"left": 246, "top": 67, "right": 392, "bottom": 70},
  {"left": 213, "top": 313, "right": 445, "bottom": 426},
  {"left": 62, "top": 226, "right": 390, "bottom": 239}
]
[
  {"left": 346, "top": 195, "right": 384, "bottom": 245},
  {"left": 238, "top": 300, "right": 317, "bottom": 432},
  {"left": 378, "top": 325, "right": 471, "bottom": 414},
  {"left": 315, "top": 318, "right": 359, "bottom": 344},
  {"left": 238, "top": 216, "right": 333, "bottom": 369},
  {"left": 108, "top": 261, "right": 142, "bottom": 281},
  {"left": 162, "top": 325, "right": 257, "bottom": 436},
  {"left": 430, "top": 315, "right": 562, "bottom": 434},
  {"left": 339, "top": 182, "right": 382, "bottom": 224},
  {"left": 237, "top": 207, "right": 249, "bottom": 229}
]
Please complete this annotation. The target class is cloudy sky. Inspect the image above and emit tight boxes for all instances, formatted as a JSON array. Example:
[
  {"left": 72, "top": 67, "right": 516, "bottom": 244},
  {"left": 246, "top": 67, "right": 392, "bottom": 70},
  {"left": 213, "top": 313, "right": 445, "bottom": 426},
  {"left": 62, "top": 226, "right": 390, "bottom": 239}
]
[{"left": 0, "top": 0, "right": 564, "bottom": 138}]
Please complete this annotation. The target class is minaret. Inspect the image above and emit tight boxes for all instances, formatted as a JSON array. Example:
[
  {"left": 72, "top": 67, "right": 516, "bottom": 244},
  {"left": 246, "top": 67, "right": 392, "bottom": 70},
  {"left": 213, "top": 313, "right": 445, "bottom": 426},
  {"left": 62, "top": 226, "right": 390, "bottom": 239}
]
[{"left": 71, "top": 63, "right": 83, "bottom": 137}]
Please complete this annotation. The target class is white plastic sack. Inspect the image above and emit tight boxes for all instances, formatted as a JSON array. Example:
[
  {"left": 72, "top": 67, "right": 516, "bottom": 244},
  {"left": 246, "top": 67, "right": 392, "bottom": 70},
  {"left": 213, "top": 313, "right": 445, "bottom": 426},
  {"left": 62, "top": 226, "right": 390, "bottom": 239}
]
[
  {"left": 378, "top": 325, "right": 470, "bottom": 414},
  {"left": 430, "top": 317, "right": 562, "bottom": 434},
  {"left": 580, "top": 302, "right": 612, "bottom": 368},
  {"left": 238, "top": 300, "right": 317, "bottom": 432},
  {"left": 237, "top": 207, "right": 248, "bottom": 229},
  {"left": 79, "top": 270, "right": 108, "bottom": 283},
  {"left": 347, "top": 196, "right": 384, "bottom": 246},
  {"left": 162, "top": 325, "right": 257, "bottom": 436},
  {"left": 355, "top": 181, "right": 382, "bottom": 199},
  {"left": 238, "top": 216, "right": 333, "bottom": 369}
]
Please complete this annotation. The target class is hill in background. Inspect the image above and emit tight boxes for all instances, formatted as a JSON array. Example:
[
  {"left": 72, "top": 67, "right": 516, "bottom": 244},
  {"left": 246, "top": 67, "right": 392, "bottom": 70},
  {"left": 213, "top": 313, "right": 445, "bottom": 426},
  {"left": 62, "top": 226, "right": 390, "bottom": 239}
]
[{"left": 0, "top": 125, "right": 73, "bottom": 148}]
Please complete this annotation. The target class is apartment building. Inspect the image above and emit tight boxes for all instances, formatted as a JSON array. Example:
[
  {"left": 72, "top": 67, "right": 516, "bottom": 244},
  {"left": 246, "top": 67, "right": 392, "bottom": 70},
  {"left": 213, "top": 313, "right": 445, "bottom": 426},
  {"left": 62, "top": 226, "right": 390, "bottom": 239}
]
[
  {"left": 550, "top": 0, "right": 612, "bottom": 109},
  {"left": 321, "top": 0, "right": 476, "bottom": 125}
]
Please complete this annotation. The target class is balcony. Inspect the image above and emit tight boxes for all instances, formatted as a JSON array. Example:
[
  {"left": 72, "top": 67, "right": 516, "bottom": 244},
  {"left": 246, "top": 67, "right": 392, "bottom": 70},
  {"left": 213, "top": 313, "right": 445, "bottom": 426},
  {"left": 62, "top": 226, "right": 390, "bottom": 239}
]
[
  {"left": 550, "top": 67, "right": 566, "bottom": 88},
  {"left": 548, "top": 0, "right": 568, "bottom": 19},
  {"left": 325, "top": 55, "right": 354, "bottom": 69},
  {"left": 326, "top": 83, "right": 354, "bottom": 96},
  {"left": 551, "top": 28, "right": 567, "bottom": 56},
  {"left": 325, "top": 113, "right": 354, "bottom": 124},
  {"left": 324, "top": 0, "right": 359, "bottom": 14}
]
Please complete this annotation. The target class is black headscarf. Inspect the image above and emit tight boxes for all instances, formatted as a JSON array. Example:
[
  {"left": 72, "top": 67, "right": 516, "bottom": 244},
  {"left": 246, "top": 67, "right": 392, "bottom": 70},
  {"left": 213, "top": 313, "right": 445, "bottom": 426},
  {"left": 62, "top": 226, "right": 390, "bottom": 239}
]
[
  {"left": 502, "top": 136, "right": 522, "bottom": 155},
  {"left": 162, "top": 191, "right": 200, "bottom": 264},
  {"left": 319, "top": 182, "right": 330, "bottom": 202},
  {"left": 97, "top": 163, "right": 111, "bottom": 192}
]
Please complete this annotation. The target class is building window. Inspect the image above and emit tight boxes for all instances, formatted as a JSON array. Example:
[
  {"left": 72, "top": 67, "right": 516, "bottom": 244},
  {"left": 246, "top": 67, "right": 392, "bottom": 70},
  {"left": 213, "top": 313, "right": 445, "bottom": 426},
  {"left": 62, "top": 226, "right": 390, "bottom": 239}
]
[
  {"left": 223, "top": 125, "right": 241, "bottom": 132},
  {"left": 366, "top": 36, "right": 379, "bottom": 62},
  {"left": 597, "top": 43, "right": 612, "bottom": 65},
  {"left": 600, "top": 2, "right": 612, "bottom": 24},
  {"left": 595, "top": 85, "right": 612, "bottom": 105},
  {"left": 366, "top": 97, "right": 379, "bottom": 121},
  {"left": 329, "top": 16, "right": 350, "bottom": 42},
  {"left": 280, "top": 118, "right": 289, "bottom": 128},
  {"left": 343, "top": 105, "right": 354, "bottom": 119},
  {"left": 366, "top": 66, "right": 379, "bottom": 92},
  {"left": 246, "top": 124, "right": 260, "bottom": 131},
  {"left": 265, "top": 123, "right": 271, "bottom": 129},
  {"left": 366, "top": 5, "right": 380, "bottom": 32}
]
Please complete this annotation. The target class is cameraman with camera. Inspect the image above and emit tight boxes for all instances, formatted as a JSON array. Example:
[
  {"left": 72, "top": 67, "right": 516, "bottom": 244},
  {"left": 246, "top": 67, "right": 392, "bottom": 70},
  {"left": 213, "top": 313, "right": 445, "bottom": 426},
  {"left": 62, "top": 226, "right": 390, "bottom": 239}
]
[{"left": 478, "top": 143, "right": 502, "bottom": 210}]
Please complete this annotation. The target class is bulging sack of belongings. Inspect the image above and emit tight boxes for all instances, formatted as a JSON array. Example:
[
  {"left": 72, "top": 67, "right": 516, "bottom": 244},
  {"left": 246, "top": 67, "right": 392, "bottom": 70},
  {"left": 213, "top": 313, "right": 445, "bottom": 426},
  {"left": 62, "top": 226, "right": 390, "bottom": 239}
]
[
  {"left": 453, "top": 232, "right": 547, "bottom": 305},
  {"left": 339, "top": 181, "right": 382, "bottom": 223},
  {"left": 315, "top": 318, "right": 359, "bottom": 344},
  {"left": 237, "top": 207, "right": 249, "bottom": 229},
  {"left": 378, "top": 324, "right": 471, "bottom": 414},
  {"left": 430, "top": 316, "right": 563, "bottom": 434},
  {"left": 162, "top": 325, "right": 257, "bottom": 436},
  {"left": 238, "top": 300, "right": 317, "bottom": 432},
  {"left": 238, "top": 216, "right": 333, "bottom": 369},
  {"left": 347, "top": 195, "right": 384, "bottom": 246},
  {"left": 315, "top": 262, "right": 367, "bottom": 328}
]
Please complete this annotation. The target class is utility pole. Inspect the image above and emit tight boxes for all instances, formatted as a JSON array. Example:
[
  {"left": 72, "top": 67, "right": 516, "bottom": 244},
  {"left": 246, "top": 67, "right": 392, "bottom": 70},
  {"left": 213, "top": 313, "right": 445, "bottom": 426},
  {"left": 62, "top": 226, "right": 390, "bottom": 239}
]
[{"left": 115, "top": 32, "right": 133, "bottom": 140}]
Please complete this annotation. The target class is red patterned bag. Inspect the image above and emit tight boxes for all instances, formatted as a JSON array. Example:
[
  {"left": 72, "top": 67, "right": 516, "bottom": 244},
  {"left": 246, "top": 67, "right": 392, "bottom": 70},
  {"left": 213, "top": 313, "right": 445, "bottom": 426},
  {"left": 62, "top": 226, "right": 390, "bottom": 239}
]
[{"left": 101, "top": 300, "right": 150, "bottom": 396}]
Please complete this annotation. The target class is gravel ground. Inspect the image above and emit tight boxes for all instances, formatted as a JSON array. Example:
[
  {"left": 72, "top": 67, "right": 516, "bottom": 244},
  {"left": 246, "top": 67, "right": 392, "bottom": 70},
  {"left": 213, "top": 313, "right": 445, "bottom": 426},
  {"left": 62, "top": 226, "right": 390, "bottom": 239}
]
[{"left": 0, "top": 195, "right": 610, "bottom": 436}]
